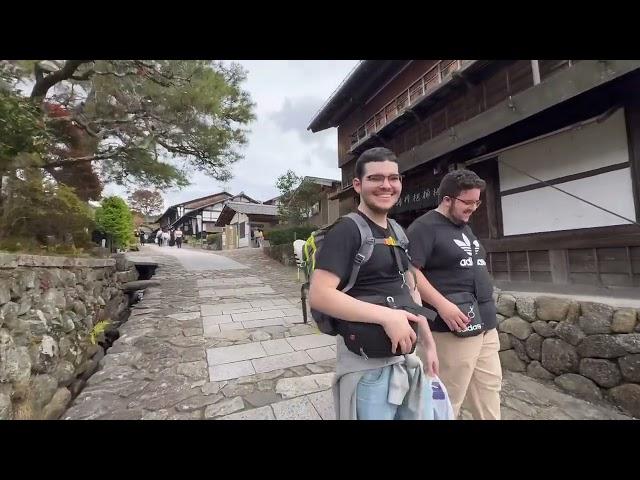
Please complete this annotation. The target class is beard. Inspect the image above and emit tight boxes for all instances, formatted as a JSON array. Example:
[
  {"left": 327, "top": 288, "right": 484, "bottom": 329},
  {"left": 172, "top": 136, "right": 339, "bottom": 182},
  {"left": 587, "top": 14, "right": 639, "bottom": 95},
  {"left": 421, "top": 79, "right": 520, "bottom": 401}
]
[
  {"left": 448, "top": 204, "right": 469, "bottom": 225},
  {"left": 361, "top": 193, "right": 394, "bottom": 215}
]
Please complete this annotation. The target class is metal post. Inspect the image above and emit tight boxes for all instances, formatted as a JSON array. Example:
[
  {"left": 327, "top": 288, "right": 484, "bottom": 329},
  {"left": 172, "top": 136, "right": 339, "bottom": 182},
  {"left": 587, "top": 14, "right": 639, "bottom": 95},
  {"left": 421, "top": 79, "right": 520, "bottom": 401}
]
[{"left": 301, "top": 283, "right": 309, "bottom": 324}]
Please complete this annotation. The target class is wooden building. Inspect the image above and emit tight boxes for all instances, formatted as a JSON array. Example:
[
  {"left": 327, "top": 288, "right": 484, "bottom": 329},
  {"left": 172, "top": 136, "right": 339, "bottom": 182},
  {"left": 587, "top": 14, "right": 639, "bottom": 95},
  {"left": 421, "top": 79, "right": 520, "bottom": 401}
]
[{"left": 309, "top": 60, "right": 640, "bottom": 296}]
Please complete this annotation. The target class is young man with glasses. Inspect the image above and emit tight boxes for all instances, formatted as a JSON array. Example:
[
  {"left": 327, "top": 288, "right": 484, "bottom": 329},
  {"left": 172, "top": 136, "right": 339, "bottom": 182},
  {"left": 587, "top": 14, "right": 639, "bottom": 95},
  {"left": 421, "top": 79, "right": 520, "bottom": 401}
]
[
  {"left": 407, "top": 169, "right": 502, "bottom": 419},
  {"left": 309, "top": 147, "right": 440, "bottom": 420}
]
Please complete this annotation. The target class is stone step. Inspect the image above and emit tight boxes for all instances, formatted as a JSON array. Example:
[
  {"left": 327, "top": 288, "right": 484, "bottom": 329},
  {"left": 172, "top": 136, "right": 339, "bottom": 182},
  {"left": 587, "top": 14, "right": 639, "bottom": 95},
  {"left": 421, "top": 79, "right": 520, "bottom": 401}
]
[
  {"left": 217, "top": 389, "right": 335, "bottom": 420},
  {"left": 198, "top": 285, "right": 275, "bottom": 297},
  {"left": 121, "top": 280, "right": 161, "bottom": 291},
  {"left": 275, "top": 372, "right": 334, "bottom": 399},
  {"left": 207, "top": 334, "right": 337, "bottom": 381},
  {"left": 197, "top": 277, "right": 263, "bottom": 288}
]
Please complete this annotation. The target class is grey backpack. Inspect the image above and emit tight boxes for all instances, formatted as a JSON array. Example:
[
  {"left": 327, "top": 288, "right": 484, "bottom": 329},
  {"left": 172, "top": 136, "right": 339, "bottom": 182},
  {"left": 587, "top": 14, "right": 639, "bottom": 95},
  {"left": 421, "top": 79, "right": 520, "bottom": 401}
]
[{"left": 303, "top": 212, "right": 409, "bottom": 335}]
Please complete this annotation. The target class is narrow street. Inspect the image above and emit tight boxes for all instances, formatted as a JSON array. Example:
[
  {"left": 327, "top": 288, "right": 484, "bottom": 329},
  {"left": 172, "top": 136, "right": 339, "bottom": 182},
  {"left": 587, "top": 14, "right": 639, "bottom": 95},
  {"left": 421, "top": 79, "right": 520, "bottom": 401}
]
[{"left": 64, "top": 245, "right": 631, "bottom": 420}]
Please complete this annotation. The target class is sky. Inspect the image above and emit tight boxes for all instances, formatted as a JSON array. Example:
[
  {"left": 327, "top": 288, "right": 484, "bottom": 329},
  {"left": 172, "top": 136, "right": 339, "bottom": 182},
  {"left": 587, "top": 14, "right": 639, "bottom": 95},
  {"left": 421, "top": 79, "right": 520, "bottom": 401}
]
[{"left": 103, "top": 60, "right": 360, "bottom": 208}]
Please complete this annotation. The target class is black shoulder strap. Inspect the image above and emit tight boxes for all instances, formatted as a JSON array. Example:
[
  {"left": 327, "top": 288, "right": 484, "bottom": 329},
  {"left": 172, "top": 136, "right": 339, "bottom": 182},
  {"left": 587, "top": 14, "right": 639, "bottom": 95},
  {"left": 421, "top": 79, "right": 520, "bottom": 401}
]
[
  {"left": 341, "top": 212, "right": 375, "bottom": 293},
  {"left": 341, "top": 213, "right": 413, "bottom": 293},
  {"left": 388, "top": 219, "right": 415, "bottom": 290},
  {"left": 466, "top": 226, "right": 479, "bottom": 299},
  {"left": 387, "top": 218, "right": 409, "bottom": 249}
]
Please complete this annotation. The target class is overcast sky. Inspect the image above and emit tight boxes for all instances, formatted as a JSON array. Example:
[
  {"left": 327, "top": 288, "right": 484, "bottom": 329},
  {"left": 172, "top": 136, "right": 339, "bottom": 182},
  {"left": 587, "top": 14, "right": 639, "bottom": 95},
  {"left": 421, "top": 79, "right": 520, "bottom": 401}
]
[{"left": 103, "top": 60, "right": 359, "bottom": 208}]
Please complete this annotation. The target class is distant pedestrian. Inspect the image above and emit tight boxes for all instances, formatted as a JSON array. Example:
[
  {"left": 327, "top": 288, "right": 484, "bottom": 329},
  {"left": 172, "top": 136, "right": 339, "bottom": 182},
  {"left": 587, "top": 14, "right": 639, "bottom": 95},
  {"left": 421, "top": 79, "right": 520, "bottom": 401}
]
[
  {"left": 156, "top": 229, "right": 163, "bottom": 247},
  {"left": 175, "top": 228, "right": 183, "bottom": 248}
]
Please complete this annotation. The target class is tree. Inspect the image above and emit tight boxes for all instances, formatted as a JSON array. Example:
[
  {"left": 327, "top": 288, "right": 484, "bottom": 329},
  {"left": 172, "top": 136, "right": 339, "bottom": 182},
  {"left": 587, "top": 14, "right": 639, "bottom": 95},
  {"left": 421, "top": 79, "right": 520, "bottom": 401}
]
[
  {"left": 0, "top": 64, "right": 51, "bottom": 176},
  {"left": 275, "top": 170, "right": 322, "bottom": 225},
  {"left": 95, "top": 196, "right": 133, "bottom": 249},
  {"left": 0, "top": 169, "right": 94, "bottom": 249},
  {"left": 4, "top": 60, "right": 255, "bottom": 194},
  {"left": 128, "top": 189, "right": 164, "bottom": 217},
  {"left": 132, "top": 211, "right": 145, "bottom": 230}
]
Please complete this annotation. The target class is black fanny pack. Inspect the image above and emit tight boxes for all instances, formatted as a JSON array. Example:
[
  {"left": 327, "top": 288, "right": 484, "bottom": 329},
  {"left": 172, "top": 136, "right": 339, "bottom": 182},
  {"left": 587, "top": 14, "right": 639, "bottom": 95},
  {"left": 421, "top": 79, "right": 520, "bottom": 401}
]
[
  {"left": 443, "top": 291, "right": 485, "bottom": 337},
  {"left": 337, "top": 294, "right": 437, "bottom": 358}
]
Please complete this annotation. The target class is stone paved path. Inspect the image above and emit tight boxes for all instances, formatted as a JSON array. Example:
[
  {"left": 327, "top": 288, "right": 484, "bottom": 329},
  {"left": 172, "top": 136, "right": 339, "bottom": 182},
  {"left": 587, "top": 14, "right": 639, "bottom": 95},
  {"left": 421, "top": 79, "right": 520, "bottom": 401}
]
[
  {"left": 160, "top": 246, "right": 248, "bottom": 271},
  {"left": 64, "top": 245, "right": 632, "bottom": 420}
]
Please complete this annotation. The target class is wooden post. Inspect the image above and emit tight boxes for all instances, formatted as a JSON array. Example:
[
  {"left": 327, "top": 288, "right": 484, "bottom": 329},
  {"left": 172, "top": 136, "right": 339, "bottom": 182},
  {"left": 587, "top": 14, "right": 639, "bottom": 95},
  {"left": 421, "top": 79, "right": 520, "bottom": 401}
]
[
  {"left": 549, "top": 249, "right": 570, "bottom": 284},
  {"left": 531, "top": 60, "right": 541, "bottom": 85}
]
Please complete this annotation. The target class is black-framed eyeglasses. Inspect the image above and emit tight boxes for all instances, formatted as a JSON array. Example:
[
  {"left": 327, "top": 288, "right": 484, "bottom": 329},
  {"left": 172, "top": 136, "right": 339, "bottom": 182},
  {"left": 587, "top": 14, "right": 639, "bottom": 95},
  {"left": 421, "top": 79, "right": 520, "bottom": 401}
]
[
  {"left": 364, "top": 174, "right": 403, "bottom": 185},
  {"left": 452, "top": 197, "right": 482, "bottom": 208}
]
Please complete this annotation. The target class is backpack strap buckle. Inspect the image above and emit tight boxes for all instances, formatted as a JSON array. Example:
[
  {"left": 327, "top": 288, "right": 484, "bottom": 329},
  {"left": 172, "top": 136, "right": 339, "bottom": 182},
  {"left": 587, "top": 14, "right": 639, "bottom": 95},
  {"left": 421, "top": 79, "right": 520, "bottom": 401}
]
[{"left": 354, "top": 253, "right": 366, "bottom": 264}]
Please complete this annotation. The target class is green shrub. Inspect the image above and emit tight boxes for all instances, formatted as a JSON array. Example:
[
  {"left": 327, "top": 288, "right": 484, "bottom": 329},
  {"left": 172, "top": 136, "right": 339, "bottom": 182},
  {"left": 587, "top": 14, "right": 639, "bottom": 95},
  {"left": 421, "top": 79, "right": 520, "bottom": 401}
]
[
  {"left": 206, "top": 233, "right": 222, "bottom": 249},
  {"left": 95, "top": 196, "right": 134, "bottom": 249},
  {"left": 263, "top": 225, "right": 316, "bottom": 246}
]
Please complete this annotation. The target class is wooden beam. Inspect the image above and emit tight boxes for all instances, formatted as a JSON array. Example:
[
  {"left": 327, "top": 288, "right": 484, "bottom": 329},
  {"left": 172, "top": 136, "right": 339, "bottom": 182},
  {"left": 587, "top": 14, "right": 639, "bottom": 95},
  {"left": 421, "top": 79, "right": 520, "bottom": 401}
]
[
  {"left": 398, "top": 60, "right": 640, "bottom": 174},
  {"left": 549, "top": 249, "right": 570, "bottom": 284},
  {"left": 482, "top": 224, "right": 640, "bottom": 252},
  {"left": 624, "top": 98, "right": 640, "bottom": 221}
]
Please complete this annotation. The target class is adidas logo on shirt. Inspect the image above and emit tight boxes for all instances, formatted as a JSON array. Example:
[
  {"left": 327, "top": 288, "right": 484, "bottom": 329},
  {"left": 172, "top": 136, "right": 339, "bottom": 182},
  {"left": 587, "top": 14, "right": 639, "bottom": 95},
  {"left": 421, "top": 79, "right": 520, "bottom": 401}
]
[{"left": 454, "top": 233, "right": 486, "bottom": 267}]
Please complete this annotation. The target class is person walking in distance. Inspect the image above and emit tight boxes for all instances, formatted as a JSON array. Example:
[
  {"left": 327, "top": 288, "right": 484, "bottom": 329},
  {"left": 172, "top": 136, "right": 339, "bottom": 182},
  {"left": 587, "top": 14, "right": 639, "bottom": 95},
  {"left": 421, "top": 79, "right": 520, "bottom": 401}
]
[{"left": 174, "top": 227, "right": 183, "bottom": 248}]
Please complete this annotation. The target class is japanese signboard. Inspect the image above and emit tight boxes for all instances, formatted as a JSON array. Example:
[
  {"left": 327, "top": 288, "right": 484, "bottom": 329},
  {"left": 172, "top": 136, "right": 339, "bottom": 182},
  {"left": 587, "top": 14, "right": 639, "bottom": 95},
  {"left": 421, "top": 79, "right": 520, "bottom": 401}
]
[{"left": 390, "top": 184, "right": 439, "bottom": 213}]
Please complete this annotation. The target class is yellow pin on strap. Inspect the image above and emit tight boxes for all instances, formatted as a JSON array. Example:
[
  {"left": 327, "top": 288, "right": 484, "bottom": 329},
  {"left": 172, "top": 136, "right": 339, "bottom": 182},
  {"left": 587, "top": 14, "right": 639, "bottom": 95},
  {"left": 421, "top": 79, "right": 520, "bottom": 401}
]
[{"left": 384, "top": 236, "right": 397, "bottom": 246}]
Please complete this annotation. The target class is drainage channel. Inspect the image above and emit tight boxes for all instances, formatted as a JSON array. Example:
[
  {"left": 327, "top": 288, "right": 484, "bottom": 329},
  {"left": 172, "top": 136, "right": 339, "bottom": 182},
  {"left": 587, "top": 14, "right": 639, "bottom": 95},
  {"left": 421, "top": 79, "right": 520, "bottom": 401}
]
[{"left": 62, "top": 259, "right": 160, "bottom": 417}]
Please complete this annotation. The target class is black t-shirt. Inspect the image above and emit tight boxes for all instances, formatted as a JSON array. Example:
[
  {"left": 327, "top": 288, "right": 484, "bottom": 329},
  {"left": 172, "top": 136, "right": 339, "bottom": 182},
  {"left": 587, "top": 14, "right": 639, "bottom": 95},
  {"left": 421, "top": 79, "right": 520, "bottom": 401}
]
[
  {"left": 407, "top": 210, "right": 497, "bottom": 332},
  {"left": 314, "top": 211, "right": 409, "bottom": 299}
]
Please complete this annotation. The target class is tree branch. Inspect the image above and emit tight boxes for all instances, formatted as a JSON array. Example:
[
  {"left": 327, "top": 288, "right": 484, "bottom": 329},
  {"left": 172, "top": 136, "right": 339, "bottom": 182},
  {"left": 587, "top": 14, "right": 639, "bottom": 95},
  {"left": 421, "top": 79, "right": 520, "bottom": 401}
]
[
  {"left": 70, "top": 70, "right": 95, "bottom": 81},
  {"left": 43, "top": 148, "right": 125, "bottom": 168},
  {"left": 31, "top": 60, "right": 93, "bottom": 100},
  {"left": 72, "top": 68, "right": 141, "bottom": 81}
]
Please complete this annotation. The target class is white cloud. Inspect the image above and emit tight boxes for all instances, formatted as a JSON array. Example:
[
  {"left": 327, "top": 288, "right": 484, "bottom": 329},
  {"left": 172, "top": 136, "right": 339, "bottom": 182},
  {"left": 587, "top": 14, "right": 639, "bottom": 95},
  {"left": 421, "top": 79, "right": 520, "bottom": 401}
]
[{"left": 103, "top": 60, "right": 358, "bottom": 207}]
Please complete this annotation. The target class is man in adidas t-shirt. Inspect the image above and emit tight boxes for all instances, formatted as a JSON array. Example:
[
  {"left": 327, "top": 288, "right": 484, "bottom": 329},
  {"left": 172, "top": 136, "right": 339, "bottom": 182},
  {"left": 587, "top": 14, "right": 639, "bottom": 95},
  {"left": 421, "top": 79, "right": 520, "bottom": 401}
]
[{"left": 407, "top": 170, "right": 502, "bottom": 420}]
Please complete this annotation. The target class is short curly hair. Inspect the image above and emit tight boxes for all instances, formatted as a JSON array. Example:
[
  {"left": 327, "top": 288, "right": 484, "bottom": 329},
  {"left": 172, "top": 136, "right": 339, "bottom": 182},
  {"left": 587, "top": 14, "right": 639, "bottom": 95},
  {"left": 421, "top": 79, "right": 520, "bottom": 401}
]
[{"left": 437, "top": 169, "right": 486, "bottom": 203}]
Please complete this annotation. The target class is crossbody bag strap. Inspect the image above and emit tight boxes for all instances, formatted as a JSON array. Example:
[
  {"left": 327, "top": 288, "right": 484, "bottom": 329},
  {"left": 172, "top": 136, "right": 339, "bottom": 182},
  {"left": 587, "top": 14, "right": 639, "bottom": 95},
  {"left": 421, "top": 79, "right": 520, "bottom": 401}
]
[
  {"left": 466, "top": 226, "right": 479, "bottom": 300},
  {"left": 388, "top": 219, "right": 416, "bottom": 290}
]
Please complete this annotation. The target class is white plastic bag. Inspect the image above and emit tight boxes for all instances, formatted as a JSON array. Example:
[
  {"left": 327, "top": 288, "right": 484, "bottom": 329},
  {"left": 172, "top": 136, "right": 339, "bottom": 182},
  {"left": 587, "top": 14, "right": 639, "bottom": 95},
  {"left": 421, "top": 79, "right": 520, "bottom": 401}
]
[{"left": 426, "top": 376, "right": 455, "bottom": 420}]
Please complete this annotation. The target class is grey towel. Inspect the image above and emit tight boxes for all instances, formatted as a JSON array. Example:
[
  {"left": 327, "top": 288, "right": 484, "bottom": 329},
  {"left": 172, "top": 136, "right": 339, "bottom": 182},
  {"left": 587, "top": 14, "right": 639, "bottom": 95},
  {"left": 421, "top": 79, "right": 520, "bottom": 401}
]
[{"left": 333, "top": 336, "right": 426, "bottom": 420}]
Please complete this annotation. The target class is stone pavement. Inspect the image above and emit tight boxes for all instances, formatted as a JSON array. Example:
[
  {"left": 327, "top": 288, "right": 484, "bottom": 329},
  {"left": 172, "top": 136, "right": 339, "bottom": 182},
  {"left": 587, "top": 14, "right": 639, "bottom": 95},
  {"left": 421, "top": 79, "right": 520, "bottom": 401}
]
[{"left": 64, "top": 245, "right": 633, "bottom": 420}]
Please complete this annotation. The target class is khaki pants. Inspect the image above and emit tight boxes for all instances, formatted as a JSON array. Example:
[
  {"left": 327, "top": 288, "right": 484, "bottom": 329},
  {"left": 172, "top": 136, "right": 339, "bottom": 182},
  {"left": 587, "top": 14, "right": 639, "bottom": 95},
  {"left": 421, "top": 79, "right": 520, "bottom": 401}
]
[{"left": 421, "top": 328, "right": 502, "bottom": 420}]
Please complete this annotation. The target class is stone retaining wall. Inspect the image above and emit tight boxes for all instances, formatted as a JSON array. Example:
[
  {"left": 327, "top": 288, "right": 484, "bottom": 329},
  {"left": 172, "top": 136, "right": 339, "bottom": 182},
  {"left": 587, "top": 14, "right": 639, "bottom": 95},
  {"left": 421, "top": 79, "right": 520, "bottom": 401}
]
[
  {"left": 495, "top": 292, "right": 640, "bottom": 418},
  {"left": 263, "top": 244, "right": 297, "bottom": 267},
  {"left": 0, "top": 253, "right": 138, "bottom": 420},
  {"left": 261, "top": 244, "right": 639, "bottom": 418}
]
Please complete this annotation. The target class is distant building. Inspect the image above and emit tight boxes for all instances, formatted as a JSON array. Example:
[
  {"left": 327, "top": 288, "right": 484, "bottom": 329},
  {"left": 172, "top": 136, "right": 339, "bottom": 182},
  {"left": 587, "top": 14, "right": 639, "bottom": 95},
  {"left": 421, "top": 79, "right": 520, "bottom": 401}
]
[
  {"left": 155, "top": 191, "right": 258, "bottom": 237},
  {"left": 215, "top": 201, "right": 280, "bottom": 248},
  {"left": 299, "top": 176, "right": 341, "bottom": 227}
]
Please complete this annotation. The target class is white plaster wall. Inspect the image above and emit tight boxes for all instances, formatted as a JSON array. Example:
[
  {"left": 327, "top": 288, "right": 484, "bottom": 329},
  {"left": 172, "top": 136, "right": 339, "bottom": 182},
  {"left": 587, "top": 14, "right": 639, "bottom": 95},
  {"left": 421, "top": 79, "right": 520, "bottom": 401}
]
[
  {"left": 501, "top": 168, "right": 636, "bottom": 235},
  {"left": 499, "top": 109, "right": 629, "bottom": 191},
  {"left": 231, "top": 212, "right": 250, "bottom": 247}
]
